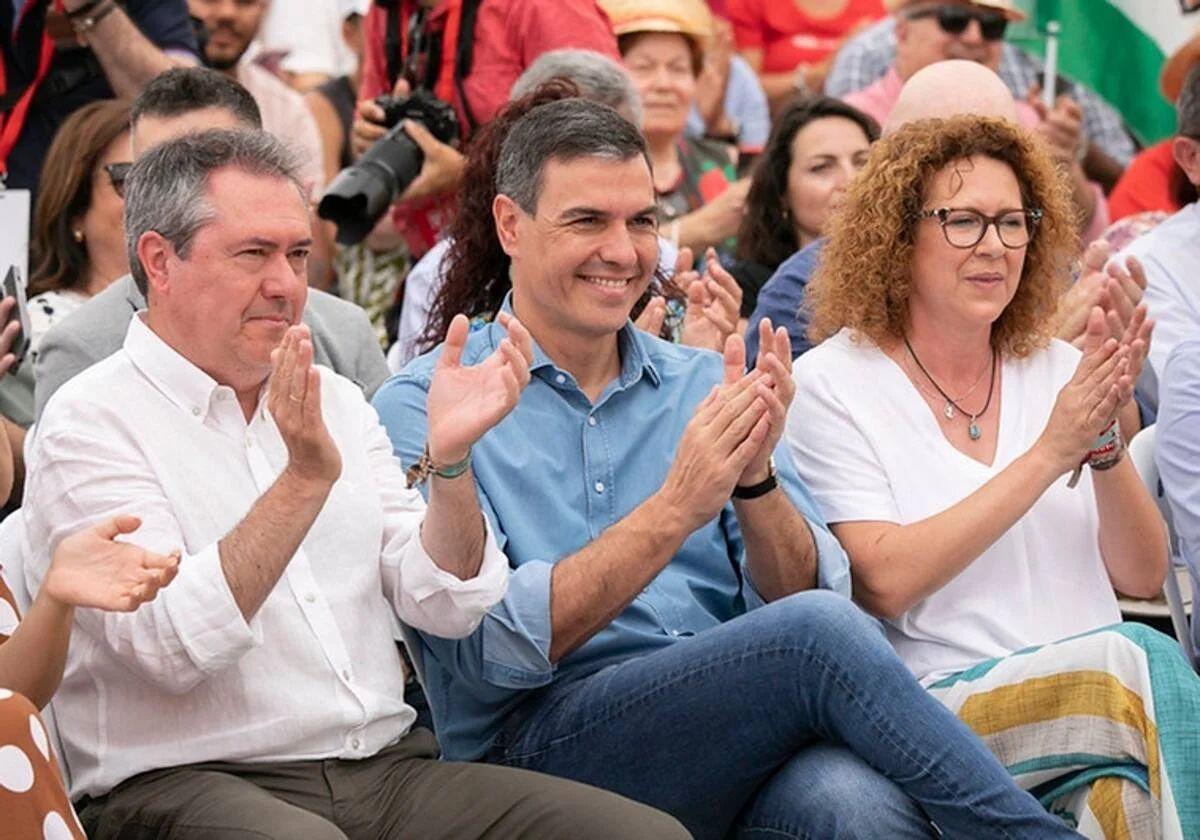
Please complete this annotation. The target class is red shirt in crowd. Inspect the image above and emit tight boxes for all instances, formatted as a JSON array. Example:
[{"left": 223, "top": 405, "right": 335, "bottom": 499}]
[
  {"left": 725, "top": 0, "right": 885, "bottom": 73},
  {"left": 359, "top": 0, "right": 619, "bottom": 256},
  {"left": 361, "top": 0, "right": 619, "bottom": 130},
  {"left": 1109, "top": 139, "right": 1183, "bottom": 221}
]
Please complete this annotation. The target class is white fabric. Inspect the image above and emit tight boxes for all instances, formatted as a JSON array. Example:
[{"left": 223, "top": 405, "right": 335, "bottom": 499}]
[
  {"left": 787, "top": 329, "right": 1121, "bottom": 683},
  {"left": 236, "top": 60, "right": 327, "bottom": 200},
  {"left": 23, "top": 315, "right": 509, "bottom": 798},
  {"left": 260, "top": 0, "right": 355, "bottom": 78},
  {"left": 1118, "top": 201, "right": 1200, "bottom": 387}
]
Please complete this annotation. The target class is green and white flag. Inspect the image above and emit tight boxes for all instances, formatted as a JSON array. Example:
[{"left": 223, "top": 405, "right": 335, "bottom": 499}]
[{"left": 1013, "top": 1, "right": 1197, "bottom": 144}]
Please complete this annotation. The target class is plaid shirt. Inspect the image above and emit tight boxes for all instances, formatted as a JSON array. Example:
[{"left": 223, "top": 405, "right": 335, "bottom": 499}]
[{"left": 825, "top": 17, "right": 1137, "bottom": 165}]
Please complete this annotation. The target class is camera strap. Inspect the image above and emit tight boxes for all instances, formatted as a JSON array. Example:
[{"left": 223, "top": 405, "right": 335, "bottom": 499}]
[{"left": 0, "top": 0, "right": 62, "bottom": 180}]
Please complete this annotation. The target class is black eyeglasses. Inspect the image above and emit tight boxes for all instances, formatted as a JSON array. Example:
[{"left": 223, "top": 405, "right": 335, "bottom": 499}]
[
  {"left": 917, "top": 207, "right": 1042, "bottom": 249},
  {"left": 906, "top": 4, "right": 1009, "bottom": 41},
  {"left": 104, "top": 162, "right": 132, "bottom": 198}
]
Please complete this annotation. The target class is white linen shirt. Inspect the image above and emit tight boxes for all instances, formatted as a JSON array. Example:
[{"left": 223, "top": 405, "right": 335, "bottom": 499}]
[
  {"left": 787, "top": 330, "right": 1121, "bottom": 684},
  {"left": 23, "top": 315, "right": 508, "bottom": 798}
]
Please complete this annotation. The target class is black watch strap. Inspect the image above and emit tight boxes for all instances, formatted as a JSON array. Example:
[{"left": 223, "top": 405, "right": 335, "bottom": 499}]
[{"left": 732, "top": 459, "right": 778, "bottom": 500}]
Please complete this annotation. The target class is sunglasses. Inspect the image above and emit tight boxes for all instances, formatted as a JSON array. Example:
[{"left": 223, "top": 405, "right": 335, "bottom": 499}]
[
  {"left": 907, "top": 4, "right": 1009, "bottom": 41},
  {"left": 104, "top": 161, "right": 132, "bottom": 198}
]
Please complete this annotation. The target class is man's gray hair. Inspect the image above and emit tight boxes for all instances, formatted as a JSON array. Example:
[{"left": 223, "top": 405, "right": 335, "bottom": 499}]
[
  {"left": 124, "top": 129, "right": 304, "bottom": 295},
  {"left": 1178, "top": 63, "right": 1200, "bottom": 138},
  {"left": 510, "top": 49, "right": 643, "bottom": 127},
  {"left": 496, "top": 98, "right": 648, "bottom": 214}
]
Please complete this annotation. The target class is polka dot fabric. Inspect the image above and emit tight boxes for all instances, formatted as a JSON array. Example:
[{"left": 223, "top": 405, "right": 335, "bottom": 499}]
[{"left": 0, "top": 572, "right": 86, "bottom": 840}]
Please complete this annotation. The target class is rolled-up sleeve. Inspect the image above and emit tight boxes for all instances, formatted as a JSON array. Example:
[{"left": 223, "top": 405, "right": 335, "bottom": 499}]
[
  {"left": 363, "top": 400, "right": 509, "bottom": 638},
  {"left": 24, "top": 429, "right": 258, "bottom": 695},
  {"left": 372, "top": 365, "right": 554, "bottom": 687}
]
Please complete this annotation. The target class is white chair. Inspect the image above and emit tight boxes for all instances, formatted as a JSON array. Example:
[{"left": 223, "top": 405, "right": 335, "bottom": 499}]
[
  {"left": 0, "top": 510, "right": 74, "bottom": 788},
  {"left": 1127, "top": 425, "right": 1197, "bottom": 668}
]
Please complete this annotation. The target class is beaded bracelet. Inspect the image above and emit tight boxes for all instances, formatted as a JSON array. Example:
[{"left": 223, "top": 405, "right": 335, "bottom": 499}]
[
  {"left": 1066, "top": 420, "right": 1124, "bottom": 488},
  {"left": 405, "top": 443, "right": 472, "bottom": 488}
]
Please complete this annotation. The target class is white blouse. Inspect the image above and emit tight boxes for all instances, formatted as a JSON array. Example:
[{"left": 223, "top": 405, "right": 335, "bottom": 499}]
[{"left": 787, "top": 329, "right": 1121, "bottom": 683}]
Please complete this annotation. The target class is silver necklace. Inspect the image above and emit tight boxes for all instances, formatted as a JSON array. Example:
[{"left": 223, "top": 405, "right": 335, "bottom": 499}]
[{"left": 903, "top": 337, "right": 997, "bottom": 442}]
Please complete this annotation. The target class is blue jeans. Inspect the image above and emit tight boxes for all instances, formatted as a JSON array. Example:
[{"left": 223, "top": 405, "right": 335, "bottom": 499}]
[{"left": 487, "top": 591, "right": 1078, "bottom": 840}]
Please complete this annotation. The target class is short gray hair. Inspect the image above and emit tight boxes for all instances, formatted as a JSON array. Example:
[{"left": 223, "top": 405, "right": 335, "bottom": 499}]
[
  {"left": 496, "top": 98, "right": 648, "bottom": 214},
  {"left": 1179, "top": 63, "right": 1200, "bottom": 138},
  {"left": 124, "top": 129, "right": 304, "bottom": 295},
  {"left": 510, "top": 49, "right": 643, "bottom": 127}
]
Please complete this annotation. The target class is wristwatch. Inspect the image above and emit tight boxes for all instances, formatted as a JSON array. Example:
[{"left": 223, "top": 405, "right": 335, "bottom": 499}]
[{"left": 732, "top": 457, "right": 778, "bottom": 500}]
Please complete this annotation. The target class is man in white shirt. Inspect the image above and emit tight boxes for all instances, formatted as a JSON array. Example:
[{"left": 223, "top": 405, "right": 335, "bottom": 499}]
[
  {"left": 1118, "top": 63, "right": 1200, "bottom": 411},
  {"left": 23, "top": 128, "right": 685, "bottom": 840}
]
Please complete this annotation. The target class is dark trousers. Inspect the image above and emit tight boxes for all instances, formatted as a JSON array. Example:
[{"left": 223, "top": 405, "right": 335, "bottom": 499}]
[{"left": 78, "top": 728, "right": 688, "bottom": 839}]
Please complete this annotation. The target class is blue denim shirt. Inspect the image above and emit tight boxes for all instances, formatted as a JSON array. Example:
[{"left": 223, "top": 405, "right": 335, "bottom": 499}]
[
  {"left": 372, "top": 301, "right": 851, "bottom": 760},
  {"left": 744, "top": 239, "right": 825, "bottom": 368}
]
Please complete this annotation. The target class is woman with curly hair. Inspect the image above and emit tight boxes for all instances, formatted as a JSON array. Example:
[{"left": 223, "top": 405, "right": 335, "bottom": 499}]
[
  {"left": 787, "top": 114, "right": 1200, "bottom": 837},
  {"left": 731, "top": 95, "right": 878, "bottom": 315}
]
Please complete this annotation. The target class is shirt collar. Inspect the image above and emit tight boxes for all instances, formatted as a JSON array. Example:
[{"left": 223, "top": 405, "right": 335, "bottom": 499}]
[
  {"left": 497, "top": 293, "right": 661, "bottom": 391},
  {"left": 123, "top": 314, "right": 230, "bottom": 423}
]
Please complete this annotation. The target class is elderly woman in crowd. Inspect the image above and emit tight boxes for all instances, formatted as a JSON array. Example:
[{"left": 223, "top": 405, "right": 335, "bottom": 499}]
[
  {"left": 731, "top": 95, "right": 878, "bottom": 315},
  {"left": 28, "top": 99, "right": 133, "bottom": 351},
  {"left": 601, "top": 0, "right": 749, "bottom": 256},
  {"left": 788, "top": 114, "right": 1200, "bottom": 838}
]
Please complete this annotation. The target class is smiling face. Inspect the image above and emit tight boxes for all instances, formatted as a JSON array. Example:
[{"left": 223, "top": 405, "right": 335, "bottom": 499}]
[
  {"left": 785, "top": 116, "right": 873, "bottom": 248},
  {"left": 908, "top": 155, "right": 1028, "bottom": 335},
  {"left": 496, "top": 154, "right": 659, "bottom": 350},
  {"left": 148, "top": 166, "right": 312, "bottom": 391},
  {"left": 621, "top": 32, "right": 697, "bottom": 142}
]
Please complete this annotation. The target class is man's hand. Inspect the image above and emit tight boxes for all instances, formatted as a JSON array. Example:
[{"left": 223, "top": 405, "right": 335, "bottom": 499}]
[
  {"left": 268, "top": 325, "right": 343, "bottom": 487},
  {"left": 0, "top": 296, "right": 21, "bottom": 379},
  {"left": 633, "top": 295, "right": 668, "bottom": 337},
  {"left": 1055, "top": 243, "right": 1148, "bottom": 349},
  {"left": 395, "top": 119, "right": 465, "bottom": 205},
  {"left": 679, "top": 247, "right": 742, "bottom": 352},
  {"left": 729, "top": 319, "right": 794, "bottom": 484},
  {"left": 1028, "top": 87, "right": 1085, "bottom": 166},
  {"left": 658, "top": 370, "right": 771, "bottom": 532},
  {"left": 43, "top": 515, "right": 181, "bottom": 612},
  {"left": 426, "top": 312, "right": 533, "bottom": 464}
]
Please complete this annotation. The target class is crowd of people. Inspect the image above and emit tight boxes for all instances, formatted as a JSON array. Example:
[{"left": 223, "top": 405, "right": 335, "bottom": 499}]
[{"left": 2, "top": 0, "right": 1200, "bottom": 838}]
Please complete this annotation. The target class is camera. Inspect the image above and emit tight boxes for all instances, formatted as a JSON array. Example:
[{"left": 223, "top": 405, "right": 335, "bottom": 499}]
[{"left": 317, "top": 90, "right": 460, "bottom": 246}]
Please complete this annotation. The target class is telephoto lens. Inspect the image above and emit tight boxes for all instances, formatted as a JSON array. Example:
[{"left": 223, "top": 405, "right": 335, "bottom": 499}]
[{"left": 318, "top": 90, "right": 459, "bottom": 246}]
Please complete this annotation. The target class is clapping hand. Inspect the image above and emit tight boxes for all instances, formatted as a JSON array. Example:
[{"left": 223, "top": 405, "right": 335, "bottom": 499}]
[
  {"left": 425, "top": 312, "right": 533, "bottom": 464},
  {"left": 43, "top": 516, "right": 181, "bottom": 612},
  {"left": 680, "top": 248, "right": 742, "bottom": 352},
  {"left": 1039, "top": 307, "right": 1139, "bottom": 472},
  {"left": 1056, "top": 241, "right": 1148, "bottom": 350},
  {"left": 0, "top": 296, "right": 21, "bottom": 379},
  {"left": 726, "top": 318, "right": 795, "bottom": 485},
  {"left": 268, "top": 325, "right": 343, "bottom": 486}
]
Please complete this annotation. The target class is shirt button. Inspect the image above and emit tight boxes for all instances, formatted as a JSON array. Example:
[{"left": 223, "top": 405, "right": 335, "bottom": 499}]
[
  {"left": 555, "top": 374, "right": 566, "bottom": 384},
  {"left": 351, "top": 738, "right": 361, "bottom": 749},
  {"left": 670, "top": 629, "right": 681, "bottom": 637},
  {"left": 245, "top": 438, "right": 254, "bottom": 448},
  {"left": 587, "top": 416, "right": 597, "bottom": 427},
  {"left": 191, "top": 407, "right": 201, "bottom": 416},
  {"left": 304, "top": 593, "right": 315, "bottom": 603},
  {"left": 594, "top": 481, "right": 605, "bottom": 493},
  {"left": 341, "top": 669, "right": 351, "bottom": 681}
]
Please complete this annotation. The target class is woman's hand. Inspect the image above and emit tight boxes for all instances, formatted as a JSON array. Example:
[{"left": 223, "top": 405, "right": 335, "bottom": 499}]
[
  {"left": 1036, "top": 307, "right": 1131, "bottom": 473},
  {"left": 680, "top": 248, "right": 743, "bottom": 352},
  {"left": 42, "top": 516, "right": 181, "bottom": 612}
]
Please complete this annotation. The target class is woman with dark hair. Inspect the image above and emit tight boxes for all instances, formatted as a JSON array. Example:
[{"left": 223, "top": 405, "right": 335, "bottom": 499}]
[
  {"left": 27, "top": 99, "right": 133, "bottom": 352},
  {"left": 731, "top": 95, "right": 878, "bottom": 314}
]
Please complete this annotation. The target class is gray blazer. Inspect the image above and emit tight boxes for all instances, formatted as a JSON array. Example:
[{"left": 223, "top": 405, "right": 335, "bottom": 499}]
[{"left": 33, "top": 274, "right": 390, "bottom": 422}]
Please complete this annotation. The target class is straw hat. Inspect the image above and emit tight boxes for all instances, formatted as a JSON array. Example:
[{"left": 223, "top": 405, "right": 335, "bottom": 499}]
[
  {"left": 885, "top": 0, "right": 1027, "bottom": 23},
  {"left": 599, "top": 0, "right": 714, "bottom": 42},
  {"left": 1162, "top": 26, "right": 1200, "bottom": 102}
]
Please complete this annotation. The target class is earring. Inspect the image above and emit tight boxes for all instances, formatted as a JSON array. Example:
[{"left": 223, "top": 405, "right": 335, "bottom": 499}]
[{"left": 72, "top": 229, "right": 85, "bottom": 244}]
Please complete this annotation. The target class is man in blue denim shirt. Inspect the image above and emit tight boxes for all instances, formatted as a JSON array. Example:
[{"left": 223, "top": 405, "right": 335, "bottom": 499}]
[{"left": 373, "top": 98, "right": 1077, "bottom": 840}]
